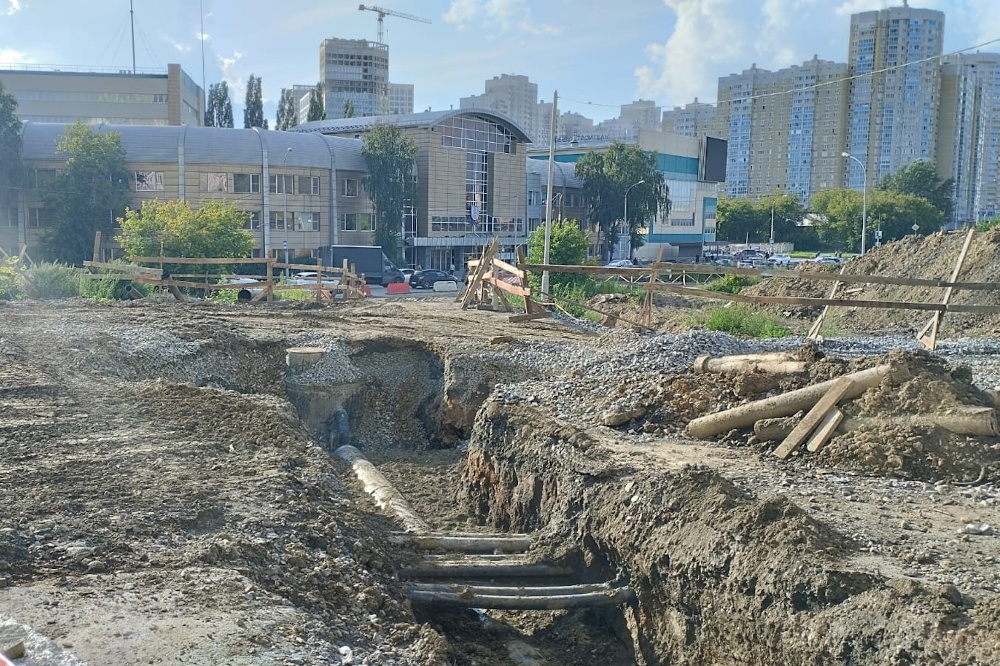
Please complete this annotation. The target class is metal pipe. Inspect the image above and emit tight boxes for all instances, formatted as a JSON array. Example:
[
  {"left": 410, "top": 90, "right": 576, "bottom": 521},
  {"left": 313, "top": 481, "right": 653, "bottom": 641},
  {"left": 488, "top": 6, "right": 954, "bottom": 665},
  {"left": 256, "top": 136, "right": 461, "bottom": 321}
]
[{"left": 405, "top": 585, "right": 635, "bottom": 609}]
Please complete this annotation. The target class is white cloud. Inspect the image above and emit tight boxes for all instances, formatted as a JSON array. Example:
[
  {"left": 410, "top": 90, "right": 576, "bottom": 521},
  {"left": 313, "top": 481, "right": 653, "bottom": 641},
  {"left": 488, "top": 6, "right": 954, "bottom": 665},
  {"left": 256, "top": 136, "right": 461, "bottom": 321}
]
[
  {"left": 0, "top": 48, "right": 32, "bottom": 65},
  {"left": 218, "top": 50, "right": 246, "bottom": 99},
  {"left": 167, "top": 38, "right": 192, "bottom": 53},
  {"left": 6, "top": 0, "right": 21, "bottom": 16},
  {"left": 443, "top": 0, "right": 559, "bottom": 36}
]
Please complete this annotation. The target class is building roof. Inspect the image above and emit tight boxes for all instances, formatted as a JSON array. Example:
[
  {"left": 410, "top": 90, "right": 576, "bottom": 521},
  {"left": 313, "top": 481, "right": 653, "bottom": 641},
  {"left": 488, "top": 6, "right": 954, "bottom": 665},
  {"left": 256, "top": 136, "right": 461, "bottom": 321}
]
[
  {"left": 19, "top": 122, "right": 367, "bottom": 171},
  {"left": 293, "top": 109, "right": 532, "bottom": 143},
  {"left": 526, "top": 157, "right": 582, "bottom": 188}
]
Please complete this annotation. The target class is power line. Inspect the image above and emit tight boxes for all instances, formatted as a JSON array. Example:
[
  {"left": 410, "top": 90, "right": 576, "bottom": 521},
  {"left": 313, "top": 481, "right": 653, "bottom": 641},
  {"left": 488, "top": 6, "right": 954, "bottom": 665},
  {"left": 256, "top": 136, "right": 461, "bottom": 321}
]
[{"left": 558, "top": 35, "right": 1000, "bottom": 117}]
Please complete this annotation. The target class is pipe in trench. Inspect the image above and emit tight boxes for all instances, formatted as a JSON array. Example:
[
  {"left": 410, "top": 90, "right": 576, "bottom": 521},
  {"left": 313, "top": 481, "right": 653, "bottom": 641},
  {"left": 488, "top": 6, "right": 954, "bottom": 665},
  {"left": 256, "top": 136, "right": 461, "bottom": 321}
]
[
  {"left": 686, "top": 364, "right": 898, "bottom": 439},
  {"left": 335, "top": 444, "right": 431, "bottom": 533},
  {"left": 405, "top": 585, "right": 635, "bottom": 609}
]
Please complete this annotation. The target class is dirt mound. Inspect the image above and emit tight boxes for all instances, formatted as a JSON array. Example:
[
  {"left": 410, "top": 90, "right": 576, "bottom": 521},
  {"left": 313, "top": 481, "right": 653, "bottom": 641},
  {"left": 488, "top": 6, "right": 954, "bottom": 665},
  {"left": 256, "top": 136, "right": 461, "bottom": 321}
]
[{"left": 745, "top": 227, "right": 1000, "bottom": 335}]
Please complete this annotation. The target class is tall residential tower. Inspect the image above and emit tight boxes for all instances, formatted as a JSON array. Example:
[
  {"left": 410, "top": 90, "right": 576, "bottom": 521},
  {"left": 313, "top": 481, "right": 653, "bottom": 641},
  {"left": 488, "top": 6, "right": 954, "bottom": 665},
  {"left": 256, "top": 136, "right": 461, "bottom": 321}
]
[{"left": 319, "top": 38, "right": 389, "bottom": 119}]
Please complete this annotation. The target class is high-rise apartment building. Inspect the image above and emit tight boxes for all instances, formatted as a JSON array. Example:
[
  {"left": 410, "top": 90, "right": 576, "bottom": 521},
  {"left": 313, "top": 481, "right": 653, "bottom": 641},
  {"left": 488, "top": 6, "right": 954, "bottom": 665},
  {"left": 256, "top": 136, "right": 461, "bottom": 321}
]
[
  {"left": 319, "top": 38, "right": 389, "bottom": 119},
  {"left": 460, "top": 74, "right": 537, "bottom": 140},
  {"left": 618, "top": 100, "right": 662, "bottom": 132},
  {"left": 938, "top": 53, "right": 1000, "bottom": 225},
  {"left": 388, "top": 83, "right": 414, "bottom": 115},
  {"left": 0, "top": 63, "right": 204, "bottom": 126},
  {"left": 661, "top": 99, "right": 716, "bottom": 138},
  {"left": 715, "top": 57, "right": 848, "bottom": 200},
  {"left": 845, "top": 4, "right": 944, "bottom": 188}
]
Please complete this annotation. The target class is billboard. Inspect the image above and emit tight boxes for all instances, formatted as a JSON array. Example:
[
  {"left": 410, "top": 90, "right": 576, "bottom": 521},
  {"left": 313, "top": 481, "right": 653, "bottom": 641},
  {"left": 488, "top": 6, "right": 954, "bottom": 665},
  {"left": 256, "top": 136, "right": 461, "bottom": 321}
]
[{"left": 700, "top": 137, "right": 727, "bottom": 183}]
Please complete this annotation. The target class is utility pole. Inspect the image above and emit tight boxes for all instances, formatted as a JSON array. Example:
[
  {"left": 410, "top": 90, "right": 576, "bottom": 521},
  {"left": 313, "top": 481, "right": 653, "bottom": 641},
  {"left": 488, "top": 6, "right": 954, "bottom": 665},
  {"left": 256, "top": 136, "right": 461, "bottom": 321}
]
[
  {"left": 541, "top": 90, "right": 557, "bottom": 297},
  {"left": 129, "top": 0, "right": 136, "bottom": 73}
]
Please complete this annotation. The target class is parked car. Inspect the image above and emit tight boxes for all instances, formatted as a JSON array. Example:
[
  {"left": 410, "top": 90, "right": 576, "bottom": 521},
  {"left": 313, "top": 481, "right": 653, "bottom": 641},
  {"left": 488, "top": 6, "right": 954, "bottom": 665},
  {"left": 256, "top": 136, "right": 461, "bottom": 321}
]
[
  {"left": 292, "top": 271, "right": 340, "bottom": 287},
  {"left": 400, "top": 268, "right": 415, "bottom": 281},
  {"left": 767, "top": 253, "right": 793, "bottom": 266},
  {"left": 815, "top": 255, "right": 843, "bottom": 265},
  {"left": 409, "top": 269, "right": 459, "bottom": 289},
  {"left": 604, "top": 259, "right": 636, "bottom": 268}
]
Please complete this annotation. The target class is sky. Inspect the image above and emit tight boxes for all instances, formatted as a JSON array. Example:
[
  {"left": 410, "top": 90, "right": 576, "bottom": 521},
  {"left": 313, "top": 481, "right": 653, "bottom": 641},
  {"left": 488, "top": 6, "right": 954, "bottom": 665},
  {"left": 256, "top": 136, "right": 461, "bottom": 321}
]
[{"left": 2, "top": 0, "right": 999, "bottom": 126}]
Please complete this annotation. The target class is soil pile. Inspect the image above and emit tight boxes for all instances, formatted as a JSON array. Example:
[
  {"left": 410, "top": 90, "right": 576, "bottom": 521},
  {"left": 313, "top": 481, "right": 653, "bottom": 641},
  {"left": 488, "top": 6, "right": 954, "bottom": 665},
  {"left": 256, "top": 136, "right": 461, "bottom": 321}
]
[{"left": 744, "top": 226, "right": 1000, "bottom": 335}]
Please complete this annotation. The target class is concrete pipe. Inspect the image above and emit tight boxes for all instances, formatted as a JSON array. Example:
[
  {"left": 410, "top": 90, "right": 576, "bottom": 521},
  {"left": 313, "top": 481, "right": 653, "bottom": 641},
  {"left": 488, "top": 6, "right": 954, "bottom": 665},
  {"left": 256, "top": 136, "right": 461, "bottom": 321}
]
[
  {"left": 334, "top": 445, "right": 430, "bottom": 533},
  {"left": 686, "top": 364, "right": 895, "bottom": 439},
  {"left": 404, "top": 585, "right": 635, "bottom": 609},
  {"left": 693, "top": 352, "right": 807, "bottom": 375}
]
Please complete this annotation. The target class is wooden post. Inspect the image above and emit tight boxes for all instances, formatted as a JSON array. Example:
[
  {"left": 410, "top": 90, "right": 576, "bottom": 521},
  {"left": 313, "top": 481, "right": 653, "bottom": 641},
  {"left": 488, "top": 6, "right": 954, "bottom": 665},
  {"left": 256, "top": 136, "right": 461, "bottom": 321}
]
[
  {"left": 918, "top": 227, "right": 975, "bottom": 351},
  {"left": 92, "top": 230, "right": 102, "bottom": 263},
  {"left": 265, "top": 258, "right": 274, "bottom": 302},
  {"left": 808, "top": 265, "right": 846, "bottom": 340},
  {"left": 773, "top": 377, "right": 855, "bottom": 459}
]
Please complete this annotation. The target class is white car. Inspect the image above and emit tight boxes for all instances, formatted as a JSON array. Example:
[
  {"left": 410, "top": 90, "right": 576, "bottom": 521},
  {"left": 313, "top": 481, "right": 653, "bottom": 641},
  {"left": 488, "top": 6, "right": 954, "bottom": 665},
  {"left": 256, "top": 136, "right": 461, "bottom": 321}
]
[
  {"left": 292, "top": 271, "right": 340, "bottom": 287},
  {"left": 604, "top": 259, "right": 635, "bottom": 268},
  {"left": 767, "top": 253, "right": 793, "bottom": 266}
]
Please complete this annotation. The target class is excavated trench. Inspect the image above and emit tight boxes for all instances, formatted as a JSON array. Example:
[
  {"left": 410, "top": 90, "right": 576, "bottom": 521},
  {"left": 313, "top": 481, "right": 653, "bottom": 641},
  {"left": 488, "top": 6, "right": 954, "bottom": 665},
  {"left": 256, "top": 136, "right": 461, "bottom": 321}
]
[{"left": 278, "top": 339, "right": 999, "bottom": 664}]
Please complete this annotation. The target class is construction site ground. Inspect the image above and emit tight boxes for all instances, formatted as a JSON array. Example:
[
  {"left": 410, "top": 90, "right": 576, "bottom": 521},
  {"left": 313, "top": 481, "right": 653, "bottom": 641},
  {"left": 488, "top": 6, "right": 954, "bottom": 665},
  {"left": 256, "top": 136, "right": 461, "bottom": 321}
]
[{"left": 3, "top": 229, "right": 1000, "bottom": 665}]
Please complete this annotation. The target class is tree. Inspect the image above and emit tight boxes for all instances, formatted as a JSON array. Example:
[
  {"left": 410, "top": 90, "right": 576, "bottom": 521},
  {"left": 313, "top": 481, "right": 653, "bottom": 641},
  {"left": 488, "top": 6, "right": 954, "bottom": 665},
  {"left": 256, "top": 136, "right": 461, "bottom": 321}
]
[
  {"left": 811, "top": 188, "right": 944, "bottom": 251},
  {"left": 243, "top": 74, "right": 265, "bottom": 129},
  {"left": 205, "top": 81, "right": 234, "bottom": 128},
  {"left": 526, "top": 220, "right": 589, "bottom": 291},
  {"left": 117, "top": 200, "right": 253, "bottom": 272},
  {"left": 0, "top": 80, "right": 22, "bottom": 221},
  {"left": 343, "top": 100, "right": 355, "bottom": 119},
  {"left": 276, "top": 88, "right": 290, "bottom": 130},
  {"left": 877, "top": 160, "right": 953, "bottom": 220},
  {"left": 361, "top": 122, "right": 417, "bottom": 264},
  {"left": 716, "top": 194, "right": 804, "bottom": 246},
  {"left": 39, "top": 122, "right": 130, "bottom": 264},
  {"left": 573, "top": 142, "right": 670, "bottom": 261},
  {"left": 307, "top": 83, "right": 324, "bottom": 122}
]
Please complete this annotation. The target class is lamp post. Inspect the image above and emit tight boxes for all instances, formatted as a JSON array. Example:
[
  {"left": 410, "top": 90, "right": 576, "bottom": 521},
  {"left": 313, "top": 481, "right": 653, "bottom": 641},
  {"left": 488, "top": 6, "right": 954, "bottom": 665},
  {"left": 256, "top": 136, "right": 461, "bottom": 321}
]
[
  {"left": 282, "top": 147, "right": 292, "bottom": 277},
  {"left": 622, "top": 179, "right": 645, "bottom": 261},
  {"left": 842, "top": 151, "right": 867, "bottom": 254}
]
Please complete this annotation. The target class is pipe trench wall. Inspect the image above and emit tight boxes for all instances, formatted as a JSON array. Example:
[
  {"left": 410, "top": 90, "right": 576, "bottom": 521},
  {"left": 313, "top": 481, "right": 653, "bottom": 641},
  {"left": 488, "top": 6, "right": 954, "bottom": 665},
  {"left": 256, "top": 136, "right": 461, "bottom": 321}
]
[{"left": 458, "top": 397, "right": 998, "bottom": 666}]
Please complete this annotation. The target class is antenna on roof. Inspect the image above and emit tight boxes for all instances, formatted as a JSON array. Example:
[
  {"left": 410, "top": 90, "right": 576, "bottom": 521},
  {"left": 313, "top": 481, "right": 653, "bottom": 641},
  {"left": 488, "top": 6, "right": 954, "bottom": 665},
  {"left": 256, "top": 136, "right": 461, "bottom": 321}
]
[{"left": 129, "top": 0, "right": 136, "bottom": 73}]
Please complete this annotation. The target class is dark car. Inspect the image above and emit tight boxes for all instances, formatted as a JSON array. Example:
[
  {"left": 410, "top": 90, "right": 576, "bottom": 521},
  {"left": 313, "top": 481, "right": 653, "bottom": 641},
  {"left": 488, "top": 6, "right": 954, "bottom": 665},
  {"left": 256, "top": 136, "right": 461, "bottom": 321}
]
[{"left": 409, "top": 269, "right": 458, "bottom": 289}]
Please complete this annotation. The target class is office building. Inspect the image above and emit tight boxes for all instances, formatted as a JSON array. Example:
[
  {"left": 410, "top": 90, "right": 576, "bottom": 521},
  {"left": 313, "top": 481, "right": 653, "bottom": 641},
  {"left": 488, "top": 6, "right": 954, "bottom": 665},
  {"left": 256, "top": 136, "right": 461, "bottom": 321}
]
[
  {"left": 0, "top": 63, "right": 203, "bottom": 126},
  {"left": 661, "top": 99, "right": 716, "bottom": 138},
  {"left": 845, "top": 4, "right": 945, "bottom": 188},
  {"left": 939, "top": 52, "right": 1000, "bottom": 225},
  {"left": 319, "top": 38, "right": 389, "bottom": 119},
  {"left": 460, "top": 74, "right": 538, "bottom": 143},
  {"left": 388, "top": 83, "right": 414, "bottom": 115},
  {"left": 288, "top": 84, "right": 315, "bottom": 126},
  {"left": 715, "top": 57, "right": 848, "bottom": 201}
]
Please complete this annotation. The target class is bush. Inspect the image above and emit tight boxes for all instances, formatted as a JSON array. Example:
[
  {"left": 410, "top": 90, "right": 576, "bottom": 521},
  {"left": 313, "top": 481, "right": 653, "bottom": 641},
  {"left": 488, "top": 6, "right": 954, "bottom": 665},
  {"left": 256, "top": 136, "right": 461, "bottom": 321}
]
[
  {"left": 700, "top": 305, "right": 790, "bottom": 338},
  {"left": 0, "top": 258, "right": 24, "bottom": 300},
  {"left": 704, "top": 274, "right": 758, "bottom": 294},
  {"left": 22, "top": 262, "right": 80, "bottom": 299}
]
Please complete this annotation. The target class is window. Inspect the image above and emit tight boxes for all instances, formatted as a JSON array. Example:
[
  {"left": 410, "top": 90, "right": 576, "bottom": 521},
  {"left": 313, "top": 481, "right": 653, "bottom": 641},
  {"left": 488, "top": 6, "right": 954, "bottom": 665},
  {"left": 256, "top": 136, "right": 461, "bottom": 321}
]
[
  {"left": 269, "top": 211, "right": 290, "bottom": 230},
  {"left": 341, "top": 178, "right": 359, "bottom": 197},
  {"left": 27, "top": 208, "right": 51, "bottom": 228},
  {"left": 296, "top": 212, "right": 320, "bottom": 232},
  {"left": 527, "top": 191, "right": 540, "bottom": 206},
  {"left": 233, "top": 173, "right": 260, "bottom": 193},
  {"left": 32, "top": 169, "right": 57, "bottom": 190},
  {"left": 243, "top": 211, "right": 262, "bottom": 230},
  {"left": 299, "top": 176, "right": 320, "bottom": 195},
  {"left": 340, "top": 213, "right": 375, "bottom": 231},
  {"left": 269, "top": 174, "right": 294, "bottom": 194},
  {"left": 135, "top": 171, "right": 164, "bottom": 191},
  {"left": 201, "top": 172, "right": 229, "bottom": 193},
  {"left": 2, "top": 208, "right": 16, "bottom": 228}
]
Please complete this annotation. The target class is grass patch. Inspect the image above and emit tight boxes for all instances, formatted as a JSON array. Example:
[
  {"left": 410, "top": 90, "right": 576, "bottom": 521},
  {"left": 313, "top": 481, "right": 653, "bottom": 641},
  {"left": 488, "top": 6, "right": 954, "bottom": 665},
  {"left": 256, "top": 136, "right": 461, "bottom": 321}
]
[
  {"left": 22, "top": 263, "right": 80, "bottom": 299},
  {"left": 0, "top": 258, "right": 24, "bottom": 300},
  {"left": 698, "top": 305, "right": 791, "bottom": 338},
  {"left": 704, "top": 274, "right": 758, "bottom": 294}
]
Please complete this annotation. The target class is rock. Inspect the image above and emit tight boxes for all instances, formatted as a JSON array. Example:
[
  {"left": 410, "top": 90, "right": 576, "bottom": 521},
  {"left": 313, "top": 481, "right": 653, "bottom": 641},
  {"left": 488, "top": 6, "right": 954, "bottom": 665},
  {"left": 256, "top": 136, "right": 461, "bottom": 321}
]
[{"left": 937, "top": 583, "right": 964, "bottom": 606}]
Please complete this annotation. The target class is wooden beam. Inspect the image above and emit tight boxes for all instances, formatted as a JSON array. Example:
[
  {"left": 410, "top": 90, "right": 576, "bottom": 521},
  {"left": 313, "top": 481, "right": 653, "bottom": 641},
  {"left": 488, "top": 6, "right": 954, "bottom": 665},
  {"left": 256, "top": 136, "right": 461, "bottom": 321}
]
[
  {"left": 492, "top": 257, "right": 525, "bottom": 279},
  {"left": 92, "top": 230, "right": 102, "bottom": 264},
  {"left": 807, "top": 266, "right": 847, "bottom": 340},
  {"left": 83, "top": 261, "right": 161, "bottom": 275},
  {"left": 805, "top": 407, "right": 844, "bottom": 453},
  {"left": 918, "top": 227, "right": 976, "bottom": 351},
  {"left": 485, "top": 276, "right": 531, "bottom": 297},
  {"left": 130, "top": 256, "right": 269, "bottom": 265},
  {"left": 774, "top": 377, "right": 855, "bottom": 459}
]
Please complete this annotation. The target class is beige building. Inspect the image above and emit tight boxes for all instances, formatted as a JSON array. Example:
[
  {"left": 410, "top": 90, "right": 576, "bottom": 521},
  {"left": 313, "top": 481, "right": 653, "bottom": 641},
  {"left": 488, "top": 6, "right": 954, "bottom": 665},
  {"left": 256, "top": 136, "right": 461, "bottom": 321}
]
[
  {"left": 6, "top": 123, "right": 374, "bottom": 262},
  {"left": 661, "top": 98, "right": 716, "bottom": 138},
  {"left": 320, "top": 38, "right": 389, "bottom": 119},
  {"left": 295, "top": 110, "right": 531, "bottom": 268},
  {"left": 0, "top": 63, "right": 204, "bottom": 126},
  {"left": 461, "top": 74, "right": 538, "bottom": 144}
]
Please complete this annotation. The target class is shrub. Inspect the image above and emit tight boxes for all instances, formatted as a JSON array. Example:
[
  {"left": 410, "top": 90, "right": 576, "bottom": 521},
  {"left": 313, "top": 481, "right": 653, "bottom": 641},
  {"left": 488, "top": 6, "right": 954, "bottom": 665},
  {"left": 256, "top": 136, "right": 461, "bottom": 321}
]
[
  {"left": 704, "top": 274, "right": 758, "bottom": 294},
  {"left": 701, "top": 305, "right": 790, "bottom": 338},
  {"left": 0, "top": 258, "right": 24, "bottom": 300},
  {"left": 22, "top": 262, "right": 80, "bottom": 299}
]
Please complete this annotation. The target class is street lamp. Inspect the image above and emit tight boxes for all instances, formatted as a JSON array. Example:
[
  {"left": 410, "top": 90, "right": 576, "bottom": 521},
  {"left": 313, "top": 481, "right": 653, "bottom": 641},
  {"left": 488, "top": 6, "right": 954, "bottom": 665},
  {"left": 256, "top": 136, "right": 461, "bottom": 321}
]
[
  {"left": 842, "top": 151, "right": 867, "bottom": 254},
  {"left": 622, "top": 179, "right": 645, "bottom": 261},
  {"left": 282, "top": 147, "right": 292, "bottom": 277}
]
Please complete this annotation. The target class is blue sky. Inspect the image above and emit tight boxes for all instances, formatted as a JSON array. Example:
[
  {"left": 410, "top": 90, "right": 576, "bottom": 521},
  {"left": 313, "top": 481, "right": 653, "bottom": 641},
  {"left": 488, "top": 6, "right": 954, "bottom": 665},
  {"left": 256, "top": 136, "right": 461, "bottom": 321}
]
[{"left": 2, "top": 0, "right": 998, "bottom": 125}]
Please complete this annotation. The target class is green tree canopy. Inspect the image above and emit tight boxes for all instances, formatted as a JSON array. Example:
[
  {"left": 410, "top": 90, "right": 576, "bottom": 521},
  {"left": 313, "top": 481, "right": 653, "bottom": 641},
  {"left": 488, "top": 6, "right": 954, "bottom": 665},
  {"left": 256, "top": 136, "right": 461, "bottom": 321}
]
[
  {"left": 343, "top": 100, "right": 355, "bottom": 118},
  {"left": 573, "top": 142, "right": 669, "bottom": 261},
  {"left": 811, "top": 188, "right": 944, "bottom": 251},
  {"left": 39, "top": 122, "right": 130, "bottom": 264},
  {"left": 116, "top": 199, "right": 253, "bottom": 272},
  {"left": 716, "top": 194, "right": 805, "bottom": 246},
  {"left": 361, "top": 123, "right": 417, "bottom": 264},
  {"left": 526, "top": 219, "right": 589, "bottom": 291},
  {"left": 205, "top": 82, "right": 234, "bottom": 128},
  {"left": 877, "top": 160, "right": 953, "bottom": 220},
  {"left": 307, "top": 83, "right": 324, "bottom": 122},
  {"left": 243, "top": 74, "right": 265, "bottom": 129},
  {"left": 275, "top": 88, "right": 299, "bottom": 131},
  {"left": 0, "top": 80, "right": 22, "bottom": 218}
]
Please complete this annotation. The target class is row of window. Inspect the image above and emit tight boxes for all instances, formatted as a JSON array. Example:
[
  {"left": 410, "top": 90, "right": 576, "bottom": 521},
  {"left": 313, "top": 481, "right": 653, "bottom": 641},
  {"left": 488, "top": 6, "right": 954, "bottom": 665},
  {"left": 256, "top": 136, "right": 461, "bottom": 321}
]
[
  {"left": 14, "top": 91, "right": 168, "bottom": 104},
  {"left": 242, "top": 211, "right": 376, "bottom": 232},
  {"left": 200, "top": 173, "right": 323, "bottom": 195}
]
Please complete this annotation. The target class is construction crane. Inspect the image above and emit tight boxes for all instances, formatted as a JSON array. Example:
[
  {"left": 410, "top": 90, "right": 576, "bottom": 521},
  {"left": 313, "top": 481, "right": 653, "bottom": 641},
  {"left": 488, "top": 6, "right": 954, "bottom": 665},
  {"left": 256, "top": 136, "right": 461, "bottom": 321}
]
[{"left": 358, "top": 4, "right": 430, "bottom": 45}]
